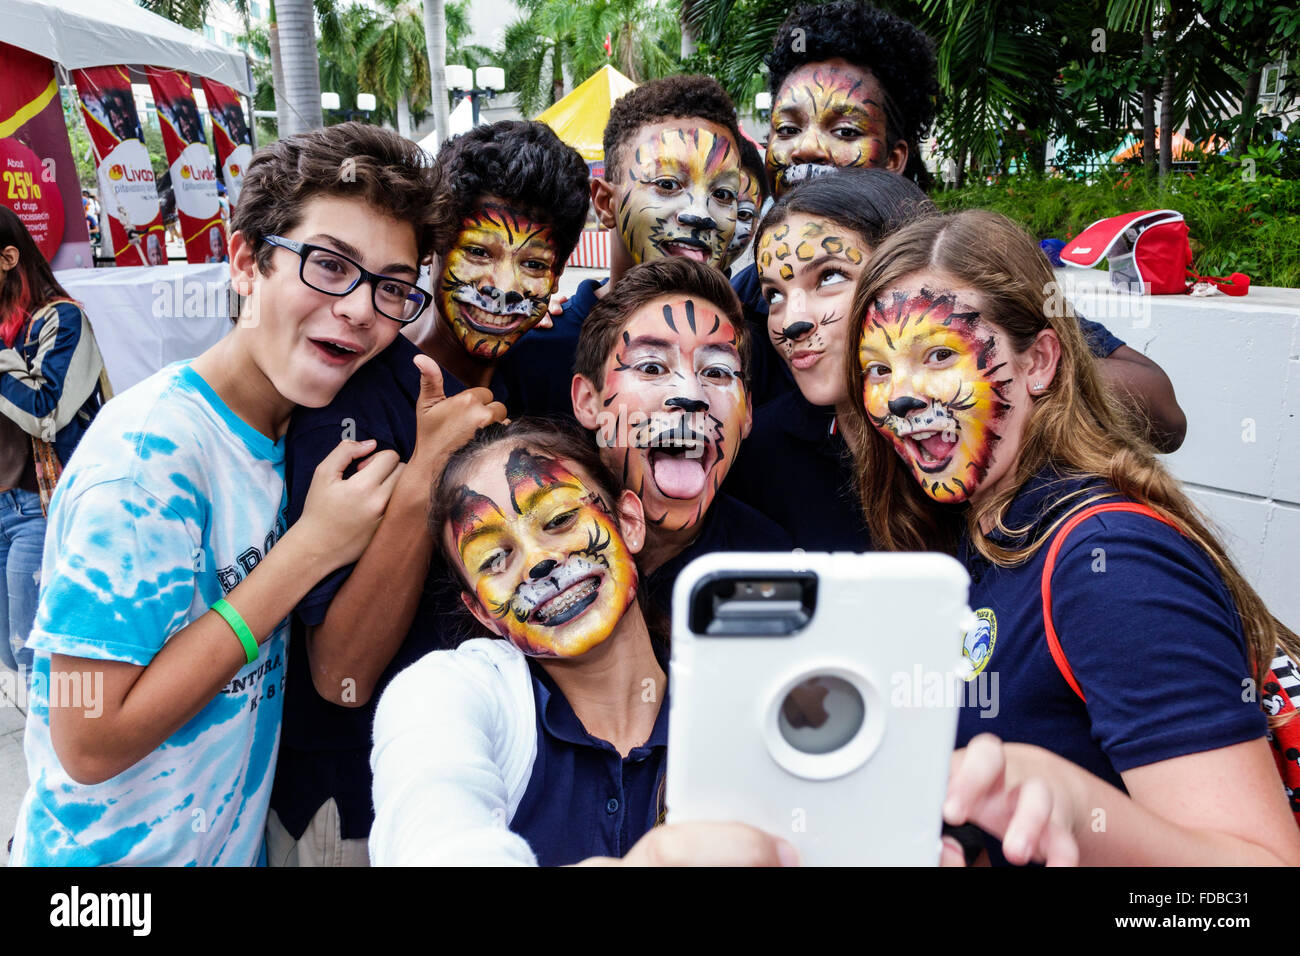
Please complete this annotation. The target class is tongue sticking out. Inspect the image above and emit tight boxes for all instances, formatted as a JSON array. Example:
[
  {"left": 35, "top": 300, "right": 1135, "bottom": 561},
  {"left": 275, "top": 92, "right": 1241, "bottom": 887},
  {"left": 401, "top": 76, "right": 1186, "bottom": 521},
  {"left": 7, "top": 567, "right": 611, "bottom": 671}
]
[
  {"left": 918, "top": 432, "right": 958, "bottom": 461},
  {"left": 651, "top": 452, "right": 708, "bottom": 499}
]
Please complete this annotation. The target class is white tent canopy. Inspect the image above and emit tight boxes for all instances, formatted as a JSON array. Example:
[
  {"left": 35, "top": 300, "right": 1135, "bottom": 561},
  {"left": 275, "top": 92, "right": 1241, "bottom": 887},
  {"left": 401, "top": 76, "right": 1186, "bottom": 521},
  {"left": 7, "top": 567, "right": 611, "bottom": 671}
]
[{"left": 7, "top": 0, "right": 252, "bottom": 95}]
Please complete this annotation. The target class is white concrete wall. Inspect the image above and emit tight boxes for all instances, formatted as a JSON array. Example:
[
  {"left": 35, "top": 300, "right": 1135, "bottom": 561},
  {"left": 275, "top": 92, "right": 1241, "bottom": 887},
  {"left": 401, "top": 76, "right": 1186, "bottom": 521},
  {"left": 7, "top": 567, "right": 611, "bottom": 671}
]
[{"left": 1056, "top": 268, "right": 1300, "bottom": 632}]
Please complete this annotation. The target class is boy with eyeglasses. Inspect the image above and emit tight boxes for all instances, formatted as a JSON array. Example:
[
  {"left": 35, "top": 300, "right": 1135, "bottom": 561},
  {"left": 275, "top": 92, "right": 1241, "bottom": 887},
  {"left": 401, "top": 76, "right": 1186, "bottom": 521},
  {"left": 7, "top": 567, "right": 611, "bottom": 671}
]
[
  {"left": 10, "top": 123, "right": 446, "bottom": 867},
  {"left": 264, "top": 120, "right": 590, "bottom": 867}
]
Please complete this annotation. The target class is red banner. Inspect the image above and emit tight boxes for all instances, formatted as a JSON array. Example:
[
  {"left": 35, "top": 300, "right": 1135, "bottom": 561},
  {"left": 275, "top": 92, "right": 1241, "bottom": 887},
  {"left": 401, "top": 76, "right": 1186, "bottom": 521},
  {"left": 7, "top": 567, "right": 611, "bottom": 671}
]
[
  {"left": 0, "top": 43, "right": 91, "bottom": 270},
  {"left": 200, "top": 78, "right": 253, "bottom": 209},
  {"left": 147, "top": 68, "right": 226, "bottom": 264},
  {"left": 73, "top": 65, "right": 165, "bottom": 267}
]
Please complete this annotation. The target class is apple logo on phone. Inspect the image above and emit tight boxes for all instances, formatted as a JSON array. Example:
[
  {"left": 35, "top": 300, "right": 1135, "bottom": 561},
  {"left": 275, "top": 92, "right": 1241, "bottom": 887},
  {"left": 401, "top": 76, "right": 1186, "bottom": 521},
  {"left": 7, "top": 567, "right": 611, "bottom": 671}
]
[{"left": 777, "top": 675, "right": 864, "bottom": 755}]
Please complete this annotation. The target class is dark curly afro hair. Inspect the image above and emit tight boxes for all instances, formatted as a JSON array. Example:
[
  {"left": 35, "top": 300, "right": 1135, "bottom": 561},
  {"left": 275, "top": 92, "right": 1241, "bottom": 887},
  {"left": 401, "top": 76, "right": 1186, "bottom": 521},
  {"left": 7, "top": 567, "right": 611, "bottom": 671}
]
[
  {"left": 602, "top": 74, "right": 742, "bottom": 183},
  {"left": 765, "top": 2, "right": 938, "bottom": 159},
  {"left": 738, "top": 137, "right": 770, "bottom": 201},
  {"left": 435, "top": 120, "right": 591, "bottom": 264}
]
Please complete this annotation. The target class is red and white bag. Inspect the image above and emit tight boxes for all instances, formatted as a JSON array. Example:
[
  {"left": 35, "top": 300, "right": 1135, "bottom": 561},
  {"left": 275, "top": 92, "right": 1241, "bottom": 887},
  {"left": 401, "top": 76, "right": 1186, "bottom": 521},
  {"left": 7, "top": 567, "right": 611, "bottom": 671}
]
[{"left": 1060, "top": 209, "right": 1249, "bottom": 296}]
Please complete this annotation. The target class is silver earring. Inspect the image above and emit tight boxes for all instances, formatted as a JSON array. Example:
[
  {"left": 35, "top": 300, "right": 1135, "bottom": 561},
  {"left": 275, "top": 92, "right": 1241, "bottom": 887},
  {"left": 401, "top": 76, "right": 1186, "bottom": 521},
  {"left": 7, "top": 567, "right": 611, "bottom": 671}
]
[{"left": 1033, "top": 381, "right": 1045, "bottom": 391}]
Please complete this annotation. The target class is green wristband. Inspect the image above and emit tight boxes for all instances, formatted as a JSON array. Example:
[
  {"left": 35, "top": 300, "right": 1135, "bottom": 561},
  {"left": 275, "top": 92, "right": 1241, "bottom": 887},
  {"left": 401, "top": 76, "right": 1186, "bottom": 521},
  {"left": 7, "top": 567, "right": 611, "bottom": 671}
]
[{"left": 212, "top": 598, "right": 259, "bottom": 665}]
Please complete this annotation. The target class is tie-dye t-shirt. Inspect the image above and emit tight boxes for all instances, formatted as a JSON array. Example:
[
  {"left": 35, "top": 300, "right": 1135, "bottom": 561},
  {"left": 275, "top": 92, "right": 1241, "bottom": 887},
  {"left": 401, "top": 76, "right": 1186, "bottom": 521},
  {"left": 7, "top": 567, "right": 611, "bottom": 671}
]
[{"left": 11, "top": 361, "right": 289, "bottom": 866}]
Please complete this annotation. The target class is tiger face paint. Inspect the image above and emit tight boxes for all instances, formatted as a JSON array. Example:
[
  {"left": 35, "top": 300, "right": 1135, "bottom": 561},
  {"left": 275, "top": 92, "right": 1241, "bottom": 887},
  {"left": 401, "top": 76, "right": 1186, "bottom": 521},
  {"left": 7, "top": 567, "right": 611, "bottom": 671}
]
[
  {"left": 613, "top": 121, "right": 740, "bottom": 269},
  {"left": 450, "top": 446, "right": 638, "bottom": 658},
  {"left": 757, "top": 213, "right": 867, "bottom": 407},
  {"left": 766, "top": 60, "right": 895, "bottom": 197},
  {"left": 721, "top": 167, "right": 764, "bottom": 270},
  {"left": 437, "top": 202, "right": 560, "bottom": 360},
  {"left": 858, "top": 286, "right": 1014, "bottom": 503},
  {"left": 588, "top": 296, "right": 750, "bottom": 534}
]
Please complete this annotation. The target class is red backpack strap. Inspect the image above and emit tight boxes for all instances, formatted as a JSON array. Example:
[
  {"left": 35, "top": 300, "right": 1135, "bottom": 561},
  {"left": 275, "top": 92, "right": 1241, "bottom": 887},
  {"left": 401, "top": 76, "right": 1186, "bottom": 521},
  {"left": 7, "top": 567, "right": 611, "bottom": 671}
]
[{"left": 1040, "top": 502, "right": 1181, "bottom": 701}]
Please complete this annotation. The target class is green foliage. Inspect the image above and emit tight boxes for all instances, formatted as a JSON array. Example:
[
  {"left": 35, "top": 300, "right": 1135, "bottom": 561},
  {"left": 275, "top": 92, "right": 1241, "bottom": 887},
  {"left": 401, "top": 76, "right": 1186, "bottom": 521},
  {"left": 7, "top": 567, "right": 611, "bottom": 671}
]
[
  {"left": 933, "top": 163, "right": 1300, "bottom": 287},
  {"left": 500, "top": 0, "right": 684, "bottom": 118}
]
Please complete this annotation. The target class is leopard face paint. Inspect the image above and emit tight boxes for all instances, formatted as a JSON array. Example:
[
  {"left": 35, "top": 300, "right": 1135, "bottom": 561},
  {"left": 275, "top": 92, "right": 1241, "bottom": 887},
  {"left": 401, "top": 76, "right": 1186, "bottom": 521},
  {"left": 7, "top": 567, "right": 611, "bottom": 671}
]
[
  {"left": 766, "top": 62, "right": 892, "bottom": 197},
  {"left": 437, "top": 203, "right": 559, "bottom": 359},
  {"left": 614, "top": 122, "right": 740, "bottom": 269},
  {"left": 450, "top": 447, "right": 637, "bottom": 658},
  {"left": 721, "top": 167, "right": 764, "bottom": 270},
  {"left": 590, "top": 296, "right": 749, "bottom": 534},
  {"left": 858, "top": 288, "right": 1013, "bottom": 503},
  {"left": 757, "top": 213, "right": 867, "bottom": 407}
]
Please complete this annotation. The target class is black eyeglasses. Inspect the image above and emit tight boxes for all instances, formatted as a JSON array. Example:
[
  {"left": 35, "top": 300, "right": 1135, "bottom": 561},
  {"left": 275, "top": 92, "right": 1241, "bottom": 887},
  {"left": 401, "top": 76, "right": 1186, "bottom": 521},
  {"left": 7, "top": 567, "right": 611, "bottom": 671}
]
[{"left": 264, "top": 235, "right": 431, "bottom": 324}]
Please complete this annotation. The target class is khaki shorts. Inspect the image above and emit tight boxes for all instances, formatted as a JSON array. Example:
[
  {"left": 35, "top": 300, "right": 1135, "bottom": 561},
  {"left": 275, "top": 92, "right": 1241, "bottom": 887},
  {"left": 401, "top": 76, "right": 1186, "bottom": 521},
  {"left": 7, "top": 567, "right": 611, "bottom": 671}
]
[{"left": 265, "top": 798, "right": 369, "bottom": 867}]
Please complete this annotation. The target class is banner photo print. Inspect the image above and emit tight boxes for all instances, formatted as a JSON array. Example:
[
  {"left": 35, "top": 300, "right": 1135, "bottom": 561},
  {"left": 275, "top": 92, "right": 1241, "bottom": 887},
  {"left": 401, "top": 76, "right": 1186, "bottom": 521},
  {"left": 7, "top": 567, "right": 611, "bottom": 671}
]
[
  {"left": 200, "top": 78, "right": 252, "bottom": 208},
  {"left": 0, "top": 42, "right": 92, "bottom": 269},
  {"left": 147, "top": 68, "right": 226, "bottom": 264},
  {"left": 73, "top": 65, "right": 165, "bottom": 267}
]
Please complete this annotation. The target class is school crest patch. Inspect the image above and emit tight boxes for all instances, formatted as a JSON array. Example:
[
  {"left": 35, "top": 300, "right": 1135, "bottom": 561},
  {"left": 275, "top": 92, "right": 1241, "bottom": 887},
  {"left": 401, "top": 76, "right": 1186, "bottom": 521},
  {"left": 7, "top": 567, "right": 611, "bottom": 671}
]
[{"left": 961, "top": 608, "right": 997, "bottom": 680}]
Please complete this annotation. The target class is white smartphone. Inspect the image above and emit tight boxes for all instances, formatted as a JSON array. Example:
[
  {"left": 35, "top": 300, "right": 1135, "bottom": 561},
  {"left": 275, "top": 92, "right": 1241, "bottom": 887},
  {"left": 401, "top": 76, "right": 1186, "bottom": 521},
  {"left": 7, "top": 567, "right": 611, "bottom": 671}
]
[{"left": 666, "top": 551, "right": 972, "bottom": 866}]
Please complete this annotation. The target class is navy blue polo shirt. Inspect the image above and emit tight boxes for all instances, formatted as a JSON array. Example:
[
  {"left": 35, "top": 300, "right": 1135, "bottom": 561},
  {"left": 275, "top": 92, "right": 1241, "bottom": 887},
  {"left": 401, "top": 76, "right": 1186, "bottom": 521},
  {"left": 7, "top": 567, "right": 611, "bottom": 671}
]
[
  {"left": 723, "top": 389, "right": 871, "bottom": 551},
  {"left": 511, "top": 658, "right": 668, "bottom": 865},
  {"left": 955, "top": 468, "right": 1264, "bottom": 860},
  {"left": 271, "top": 334, "right": 508, "bottom": 841},
  {"left": 643, "top": 492, "right": 794, "bottom": 617},
  {"left": 495, "top": 277, "right": 604, "bottom": 419}
]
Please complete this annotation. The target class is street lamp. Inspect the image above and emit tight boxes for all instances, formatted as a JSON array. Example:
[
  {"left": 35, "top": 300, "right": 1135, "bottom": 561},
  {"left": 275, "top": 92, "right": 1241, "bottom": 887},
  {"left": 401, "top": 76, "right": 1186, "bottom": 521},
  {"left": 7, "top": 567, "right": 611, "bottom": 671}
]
[
  {"left": 321, "top": 91, "right": 376, "bottom": 123},
  {"left": 447, "top": 65, "right": 506, "bottom": 126}
]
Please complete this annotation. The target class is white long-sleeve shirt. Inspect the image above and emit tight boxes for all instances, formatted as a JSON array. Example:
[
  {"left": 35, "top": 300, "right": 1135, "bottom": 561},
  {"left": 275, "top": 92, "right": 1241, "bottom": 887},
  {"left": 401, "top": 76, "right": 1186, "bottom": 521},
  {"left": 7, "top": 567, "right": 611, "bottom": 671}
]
[{"left": 369, "top": 638, "right": 541, "bottom": 866}]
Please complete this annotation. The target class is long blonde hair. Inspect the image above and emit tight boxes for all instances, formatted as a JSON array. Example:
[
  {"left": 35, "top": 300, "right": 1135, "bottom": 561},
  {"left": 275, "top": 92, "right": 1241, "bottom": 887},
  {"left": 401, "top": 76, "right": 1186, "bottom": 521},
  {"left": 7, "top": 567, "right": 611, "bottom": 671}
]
[{"left": 843, "top": 209, "right": 1299, "bottom": 706}]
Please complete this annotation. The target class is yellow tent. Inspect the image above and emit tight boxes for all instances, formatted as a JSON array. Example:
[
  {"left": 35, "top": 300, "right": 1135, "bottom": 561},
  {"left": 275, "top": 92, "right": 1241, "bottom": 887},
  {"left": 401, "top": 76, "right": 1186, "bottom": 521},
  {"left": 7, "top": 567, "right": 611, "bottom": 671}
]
[{"left": 536, "top": 64, "right": 637, "bottom": 169}]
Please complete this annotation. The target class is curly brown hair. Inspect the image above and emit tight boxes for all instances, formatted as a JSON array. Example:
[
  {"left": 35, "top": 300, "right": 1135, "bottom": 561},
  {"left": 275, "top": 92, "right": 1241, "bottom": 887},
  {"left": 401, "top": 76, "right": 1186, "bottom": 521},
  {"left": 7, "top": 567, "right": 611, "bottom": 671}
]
[
  {"left": 233, "top": 121, "right": 453, "bottom": 274},
  {"left": 602, "top": 75, "right": 742, "bottom": 183}
]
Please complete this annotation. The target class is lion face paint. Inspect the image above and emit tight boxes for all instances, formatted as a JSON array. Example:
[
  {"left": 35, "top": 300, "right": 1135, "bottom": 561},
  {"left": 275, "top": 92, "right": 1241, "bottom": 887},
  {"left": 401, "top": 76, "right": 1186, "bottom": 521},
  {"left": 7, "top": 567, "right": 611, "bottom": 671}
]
[
  {"left": 437, "top": 202, "right": 560, "bottom": 359},
  {"left": 721, "top": 167, "right": 764, "bottom": 270},
  {"left": 757, "top": 213, "right": 867, "bottom": 407},
  {"left": 613, "top": 122, "right": 740, "bottom": 269},
  {"left": 590, "top": 296, "right": 749, "bottom": 534},
  {"left": 450, "top": 447, "right": 637, "bottom": 658},
  {"left": 766, "top": 61, "right": 893, "bottom": 197},
  {"left": 858, "top": 287, "right": 1013, "bottom": 503}
]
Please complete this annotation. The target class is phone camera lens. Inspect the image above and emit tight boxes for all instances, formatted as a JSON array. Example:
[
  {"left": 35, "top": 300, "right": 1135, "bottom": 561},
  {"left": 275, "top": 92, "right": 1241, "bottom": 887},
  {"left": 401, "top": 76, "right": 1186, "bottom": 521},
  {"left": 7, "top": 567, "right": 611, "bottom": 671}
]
[{"left": 777, "top": 676, "right": 864, "bottom": 755}]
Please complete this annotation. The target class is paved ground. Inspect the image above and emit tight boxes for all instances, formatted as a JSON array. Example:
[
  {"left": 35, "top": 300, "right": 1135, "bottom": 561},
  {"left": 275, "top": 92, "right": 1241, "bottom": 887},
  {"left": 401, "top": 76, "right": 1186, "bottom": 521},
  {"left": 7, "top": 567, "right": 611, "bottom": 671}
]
[
  {"left": 0, "top": 677, "right": 27, "bottom": 866},
  {"left": 0, "top": 266, "right": 614, "bottom": 867}
]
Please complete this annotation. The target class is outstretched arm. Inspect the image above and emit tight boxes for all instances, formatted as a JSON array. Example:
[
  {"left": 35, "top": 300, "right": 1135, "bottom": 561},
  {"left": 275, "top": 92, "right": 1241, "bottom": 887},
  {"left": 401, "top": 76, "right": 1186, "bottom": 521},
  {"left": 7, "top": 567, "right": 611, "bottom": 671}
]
[
  {"left": 945, "top": 734, "right": 1300, "bottom": 866},
  {"left": 1097, "top": 346, "right": 1187, "bottom": 453}
]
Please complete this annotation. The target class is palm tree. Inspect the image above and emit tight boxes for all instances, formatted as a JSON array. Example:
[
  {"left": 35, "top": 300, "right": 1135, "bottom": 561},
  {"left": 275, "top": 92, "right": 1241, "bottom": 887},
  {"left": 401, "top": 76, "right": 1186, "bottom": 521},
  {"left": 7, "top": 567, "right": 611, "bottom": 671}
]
[
  {"left": 500, "top": 0, "right": 579, "bottom": 117},
  {"left": 445, "top": 0, "right": 493, "bottom": 72},
  {"left": 355, "top": 0, "right": 430, "bottom": 138},
  {"left": 275, "top": 0, "right": 324, "bottom": 134},
  {"left": 1107, "top": 0, "right": 1243, "bottom": 176},
  {"left": 422, "top": 0, "right": 450, "bottom": 146},
  {"left": 500, "top": 0, "right": 682, "bottom": 118}
]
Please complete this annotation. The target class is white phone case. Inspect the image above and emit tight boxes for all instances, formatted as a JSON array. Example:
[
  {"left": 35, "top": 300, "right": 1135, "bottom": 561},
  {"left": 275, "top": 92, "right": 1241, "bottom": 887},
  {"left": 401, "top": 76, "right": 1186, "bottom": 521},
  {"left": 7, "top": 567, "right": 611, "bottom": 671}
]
[{"left": 666, "top": 551, "right": 971, "bottom": 866}]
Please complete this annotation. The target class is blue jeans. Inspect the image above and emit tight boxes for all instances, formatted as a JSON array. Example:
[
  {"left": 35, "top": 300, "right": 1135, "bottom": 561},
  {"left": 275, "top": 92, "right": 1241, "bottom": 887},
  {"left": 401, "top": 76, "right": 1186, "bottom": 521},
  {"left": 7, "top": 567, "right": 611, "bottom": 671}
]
[{"left": 0, "top": 488, "right": 46, "bottom": 675}]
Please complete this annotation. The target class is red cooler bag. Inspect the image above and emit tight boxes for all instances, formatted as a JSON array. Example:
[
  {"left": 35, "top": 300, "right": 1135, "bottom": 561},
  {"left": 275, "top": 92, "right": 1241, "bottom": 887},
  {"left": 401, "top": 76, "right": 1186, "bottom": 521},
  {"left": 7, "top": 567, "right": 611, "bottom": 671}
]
[{"left": 1060, "top": 209, "right": 1192, "bottom": 294}]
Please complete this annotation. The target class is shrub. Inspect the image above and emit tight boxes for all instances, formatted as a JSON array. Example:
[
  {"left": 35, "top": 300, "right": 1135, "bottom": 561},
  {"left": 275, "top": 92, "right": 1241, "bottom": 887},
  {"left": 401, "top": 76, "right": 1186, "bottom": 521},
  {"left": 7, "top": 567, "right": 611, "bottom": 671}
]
[{"left": 933, "top": 160, "right": 1300, "bottom": 288}]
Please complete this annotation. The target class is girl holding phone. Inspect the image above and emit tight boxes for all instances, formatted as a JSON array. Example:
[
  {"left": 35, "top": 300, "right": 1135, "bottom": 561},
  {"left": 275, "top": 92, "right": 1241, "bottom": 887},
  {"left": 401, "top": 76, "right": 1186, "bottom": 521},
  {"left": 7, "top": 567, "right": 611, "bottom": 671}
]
[
  {"left": 368, "top": 418, "right": 798, "bottom": 866},
  {"left": 844, "top": 209, "right": 1300, "bottom": 865}
]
